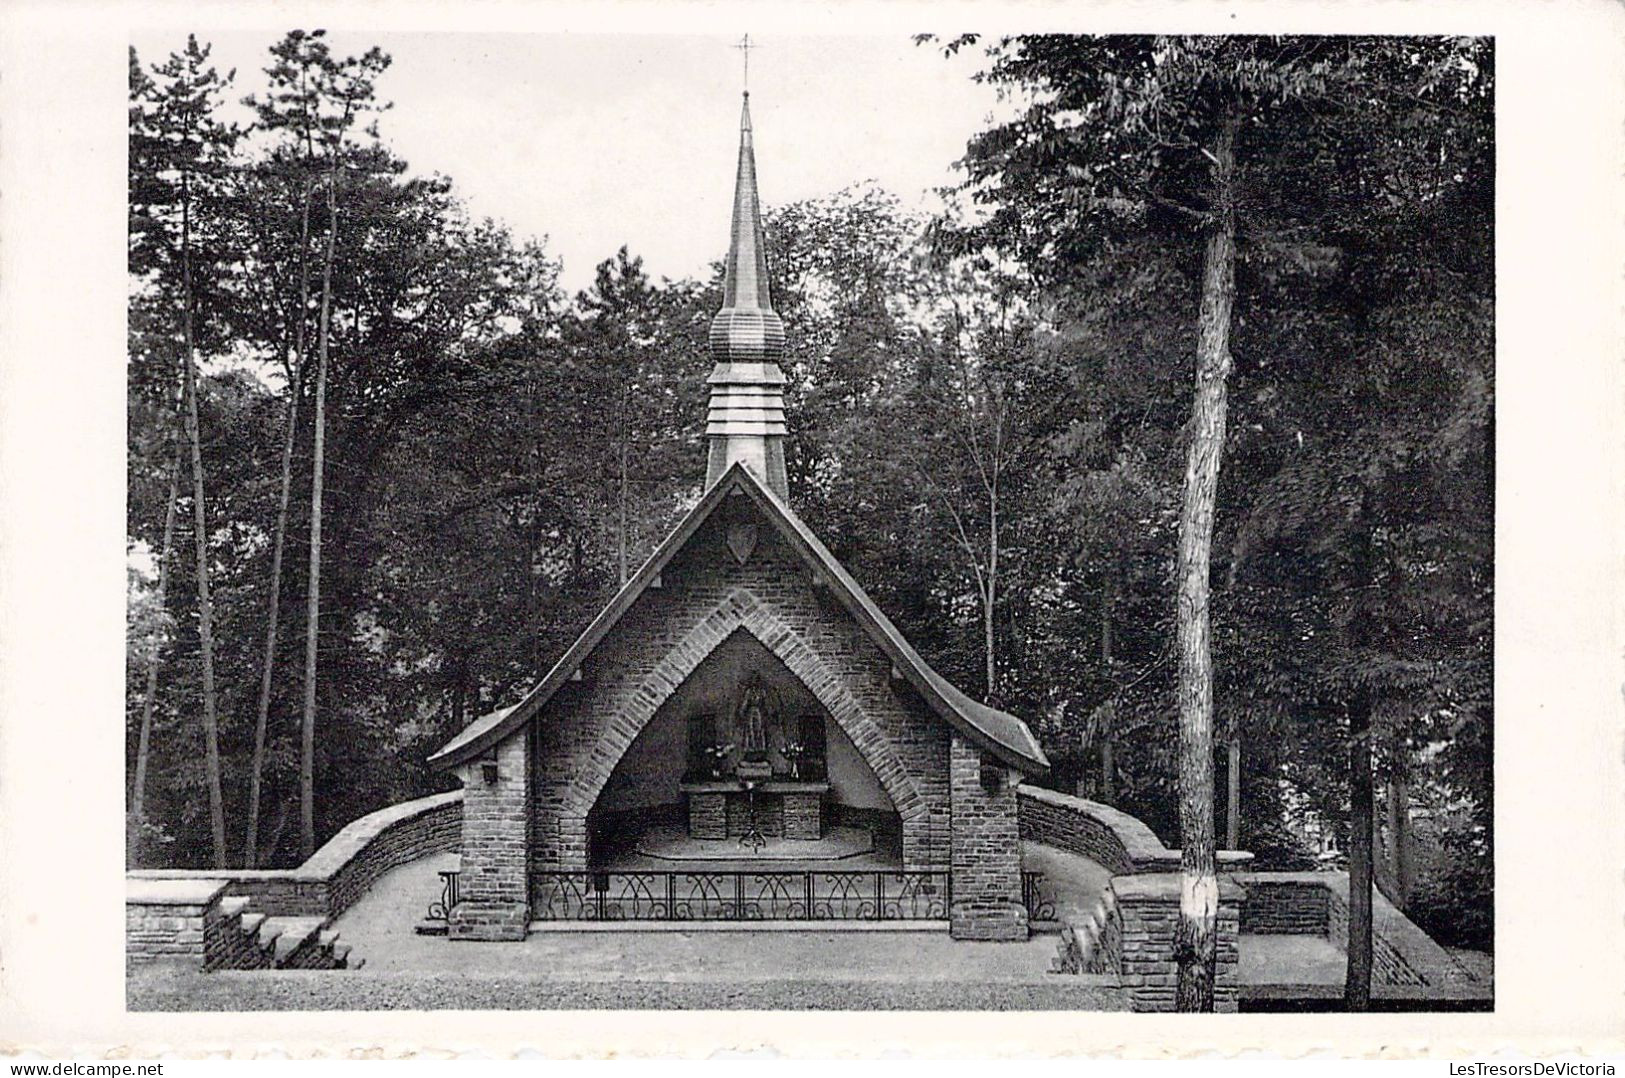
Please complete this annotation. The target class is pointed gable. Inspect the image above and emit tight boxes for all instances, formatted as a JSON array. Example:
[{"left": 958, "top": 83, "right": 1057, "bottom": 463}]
[{"left": 429, "top": 462, "right": 1048, "bottom": 774}]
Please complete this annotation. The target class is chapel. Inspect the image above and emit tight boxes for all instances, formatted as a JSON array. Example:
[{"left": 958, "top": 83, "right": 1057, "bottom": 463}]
[{"left": 428, "top": 91, "right": 1049, "bottom": 942}]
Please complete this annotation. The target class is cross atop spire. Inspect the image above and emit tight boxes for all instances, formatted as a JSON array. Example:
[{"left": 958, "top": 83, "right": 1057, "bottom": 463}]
[{"left": 734, "top": 34, "right": 755, "bottom": 93}]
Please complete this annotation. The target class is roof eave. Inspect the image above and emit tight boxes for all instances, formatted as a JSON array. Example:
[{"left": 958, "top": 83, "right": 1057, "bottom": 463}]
[{"left": 428, "top": 462, "right": 1050, "bottom": 775}]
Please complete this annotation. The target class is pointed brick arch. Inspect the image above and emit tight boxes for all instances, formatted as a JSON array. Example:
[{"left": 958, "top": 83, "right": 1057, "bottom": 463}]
[{"left": 565, "top": 588, "right": 928, "bottom": 846}]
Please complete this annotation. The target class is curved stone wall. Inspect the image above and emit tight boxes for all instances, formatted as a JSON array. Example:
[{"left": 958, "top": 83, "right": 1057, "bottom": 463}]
[
  {"left": 127, "top": 790, "right": 463, "bottom": 920},
  {"left": 1015, "top": 784, "right": 1178, "bottom": 874},
  {"left": 1016, "top": 784, "right": 1253, "bottom": 874}
]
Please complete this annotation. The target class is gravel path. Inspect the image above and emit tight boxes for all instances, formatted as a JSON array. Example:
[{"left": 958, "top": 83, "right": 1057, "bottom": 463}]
[{"left": 128, "top": 967, "right": 1127, "bottom": 1011}]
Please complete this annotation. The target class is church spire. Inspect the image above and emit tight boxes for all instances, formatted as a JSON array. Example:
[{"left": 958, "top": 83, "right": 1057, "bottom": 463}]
[{"left": 705, "top": 87, "right": 789, "bottom": 498}]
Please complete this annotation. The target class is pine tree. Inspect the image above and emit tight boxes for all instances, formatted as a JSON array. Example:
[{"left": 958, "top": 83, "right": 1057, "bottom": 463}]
[
  {"left": 246, "top": 30, "right": 391, "bottom": 858},
  {"left": 131, "top": 37, "right": 241, "bottom": 868}
]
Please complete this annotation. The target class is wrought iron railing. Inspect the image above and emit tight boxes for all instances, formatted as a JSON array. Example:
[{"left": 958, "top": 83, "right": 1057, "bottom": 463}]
[
  {"left": 1022, "top": 870, "right": 1057, "bottom": 923},
  {"left": 426, "top": 869, "right": 461, "bottom": 922},
  {"left": 431, "top": 867, "right": 1052, "bottom": 925},
  {"left": 531, "top": 869, "right": 951, "bottom": 921}
]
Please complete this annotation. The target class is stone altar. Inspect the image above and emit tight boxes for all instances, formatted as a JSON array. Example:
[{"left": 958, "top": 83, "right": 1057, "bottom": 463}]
[{"left": 679, "top": 780, "right": 830, "bottom": 841}]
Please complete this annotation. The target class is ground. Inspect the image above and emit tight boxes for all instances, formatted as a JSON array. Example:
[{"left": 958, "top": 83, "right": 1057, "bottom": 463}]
[
  {"left": 1237, "top": 934, "right": 1350, "bottom": 985},
  {"left": 127, "top": 844, "right": 1483, "bottom": 1011},
  {"left": 129, "top": 846, "right": 1131, "bottom": 1010},
  {"left": 127, "top": 965, "right": 1127, "bottom": 1011}
]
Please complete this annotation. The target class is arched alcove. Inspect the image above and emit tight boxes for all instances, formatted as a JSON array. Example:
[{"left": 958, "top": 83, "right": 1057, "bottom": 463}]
[{"left": 587, "top": 628, "right": 900, "bottom": 866}]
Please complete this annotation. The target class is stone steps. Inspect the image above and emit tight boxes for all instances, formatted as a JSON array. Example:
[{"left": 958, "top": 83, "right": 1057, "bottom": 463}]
[
  {"left": 260, "top": 917, "right": 352, "bottom": 969},
  {"left": 203, "top": 894, "right": 277, "bottom": 971},
  {"left": 1053, "top": 887, "right": 1119, "bottom": 976},
  {"left": 268, "top": 916, "right": 326, "bottom": 964}
]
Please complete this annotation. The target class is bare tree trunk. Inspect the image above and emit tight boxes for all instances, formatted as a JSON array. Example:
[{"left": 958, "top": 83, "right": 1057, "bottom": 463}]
[
  {"left": 982, "top": 585, "right": 997, "bottom": 702},
  {"left": 1174, "top": 114, "right": 1238, "bottom": 1013},
  {"left": 1345, "top": 512, "right": 1376, "bottom": 1010},
  {"left": 1345, "top": 695, "right": 1375, "bottom": 1009},
  {"left": 618, "top": 386, "right": 630, "bottom": 587},
  {"left": 1100, "top": 581, "right": 1115, "bottom": 803},
  {"left": 132, "top": 442, "right": 182, "bottom": 826},
  {"left": 1226, "top": 735, "right": 1241, "bottom": 850},
  {"left": 1100, "top": 739, "right": 1115, "bottom": 804},
  {"left": 179, "top": 188, "right": 229, "bottom": 869},
  {"left": 983, "top": 491, "right": 999, "bottom": 702},
  {"left": 245, "top": 181, "right": 312, "bottom": 868},
  {"left": 301, "top": 165, "right": 339, "bottom": 860},
  {"left": 264, "top": 794, "right": 291, "bottom": 864},
  {"left": 1389, "top": 776, "right": 1413, "bottom": 909}
]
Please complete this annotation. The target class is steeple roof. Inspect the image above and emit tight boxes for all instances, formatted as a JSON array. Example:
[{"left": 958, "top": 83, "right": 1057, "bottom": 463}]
[
  {"left": 707, "top": 93, "right": 786, "bottom": 366},
  {"left": 721, "top": 94, "right": 772, "bottom": 315},
  {"left": 705, "top": 92, "right": 789, "bottom": 498}
]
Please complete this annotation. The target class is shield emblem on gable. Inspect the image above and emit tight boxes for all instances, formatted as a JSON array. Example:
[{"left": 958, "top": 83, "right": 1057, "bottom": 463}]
[{"left": 726, "top": 521, "right": 759, "bottom": 565}]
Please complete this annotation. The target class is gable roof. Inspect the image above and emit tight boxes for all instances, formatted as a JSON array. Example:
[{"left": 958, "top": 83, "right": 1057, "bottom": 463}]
[{"left": 428, "top": 462, "right": 1049, "bottom": 774}]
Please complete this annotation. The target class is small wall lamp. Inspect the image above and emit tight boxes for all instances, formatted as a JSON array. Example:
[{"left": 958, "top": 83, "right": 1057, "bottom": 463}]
[{"left": 979, "top": 753, "right": 1004, "bottom": 795}]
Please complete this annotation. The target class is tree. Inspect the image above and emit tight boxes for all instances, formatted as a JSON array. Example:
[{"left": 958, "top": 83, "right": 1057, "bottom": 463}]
[
  {"left": 896, "top": 257, "right": 1068, "bottom": 703},
  {"left": 239, "top": 81, "right": 321, "bottom": 868},
  {"left": 946, "top": 33, "right": 1491, "bottom": 1008},
  {"left": 129, "top": 408, "right": 181, "bottom": 829},
  {"left": 248, "top": 30, "right": 392, "bottom": 858},
  {"left": 130, "top": 36, "right": 241, "bottom": 868}
]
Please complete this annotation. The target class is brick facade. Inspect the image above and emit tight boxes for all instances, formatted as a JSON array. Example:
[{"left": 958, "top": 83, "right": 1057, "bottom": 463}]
[
  {"left": 948, "top": 734, "right": 1027, "bottom": 940},
  {"left": 527, "top": 513, "right": 953, "bottom": 874},
  {"left": 441, "top": 503, "right": 1037, "bottom": 942},
  {"left": 450, "top": 732, "right": 531, "bottom": 941}
]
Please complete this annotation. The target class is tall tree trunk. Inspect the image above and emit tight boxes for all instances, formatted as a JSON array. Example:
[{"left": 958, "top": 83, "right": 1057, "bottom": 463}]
[
  {"left": 617, "top": 385, "right": 630, "bottom": 587},
  {"left": 1388, "top": 775, "right": 1413, "bottom": 909},
  {"left": 1100, "top": 739, "right": 1115, "bottom": 805},
  {"left": 132, "top": 438, "right": 182, "bottom": 827},
  {"left": 1100, "top": 580, "right": 1115, "bottom": 803},
  {"left": 1344, "top": 512, "right": 1376, "bottom": 1010},
  {"left": 179, "top": 188, "right": 229, "bottom": 869},
  {"left": 982, "top": 585, "right": 997, "bottom": 702},
  {"left": 301, "top": 166, "right": 339, "bottom": 860},
  {"left": 1174, "top": 113, "right": 1239, "bottom": 1013},
  {"left": 1226, "top": 735, "right": 1241, "bottom": 850},
  {"left": 983, "top": 493, "right": 999, "bottom": 702},
  {"left": 1345, "top": 694, "right": 1375, "bottom": 1009},
  {"left": 245, "top": 180, "right": 312, "bottom": 868}
]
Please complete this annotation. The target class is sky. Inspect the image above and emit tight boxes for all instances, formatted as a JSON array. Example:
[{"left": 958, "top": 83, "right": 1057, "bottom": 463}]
[{"left": 130, "top": 31, "right": 1012, "bottom": 295}]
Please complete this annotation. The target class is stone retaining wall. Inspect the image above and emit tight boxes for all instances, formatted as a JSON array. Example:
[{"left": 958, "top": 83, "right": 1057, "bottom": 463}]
[
  {"left": 206, "top": 904, "right": 272, "bottom": 971},
  {"left": 1235, "top": 872, "right": 1480, "bottom": 991},
  {"left": 128, "top": 790, "right": 463, "bottom": 921},
  {"left": 1016, "top": 785, "right": 1252, "bottom": 875},
  {"left": 1112, "top": 874, "right": 1243, "bottom": 1012},
  {"left": 1239, "top": 876, "right": 1330, "bottom": 934},
  {"left": 126, "top": 879, "right": 229, "bottom": 966}
]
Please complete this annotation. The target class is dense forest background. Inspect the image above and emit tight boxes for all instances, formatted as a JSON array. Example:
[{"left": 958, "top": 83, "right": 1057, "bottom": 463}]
[{"left": 127, "top": 33, "right": 1493, "bottom": 953}]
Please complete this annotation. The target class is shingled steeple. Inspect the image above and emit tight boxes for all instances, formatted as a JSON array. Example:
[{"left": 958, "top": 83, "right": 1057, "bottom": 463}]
[{"left": 705, "top": 92, "right": 789, "bottom": 499}]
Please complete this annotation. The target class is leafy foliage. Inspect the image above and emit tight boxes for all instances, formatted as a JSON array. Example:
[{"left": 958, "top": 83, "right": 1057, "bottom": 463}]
[{"left": 127, "top": 31, "right": 1492, "bottom": 963}]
